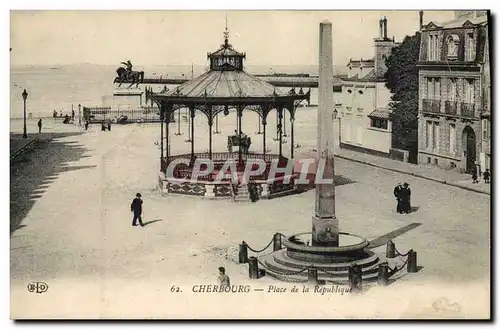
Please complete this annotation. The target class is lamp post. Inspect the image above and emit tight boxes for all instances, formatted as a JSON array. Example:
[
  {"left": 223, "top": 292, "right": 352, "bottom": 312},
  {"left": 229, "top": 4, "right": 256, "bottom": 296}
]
[
  {"left": 333, "top": 108, "right": 341, "bottom": 148},
  {"left": 78, "top": 104, "right": 81, "bottom": 126},
  {"left": 22, "top": 89, "right": 28, "bottom": 138}
]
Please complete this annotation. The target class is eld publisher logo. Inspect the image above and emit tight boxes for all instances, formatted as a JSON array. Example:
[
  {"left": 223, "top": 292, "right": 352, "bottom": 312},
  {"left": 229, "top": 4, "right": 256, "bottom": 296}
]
[{"left": 27, "top": 282, "right": 49, "bottom": 294}]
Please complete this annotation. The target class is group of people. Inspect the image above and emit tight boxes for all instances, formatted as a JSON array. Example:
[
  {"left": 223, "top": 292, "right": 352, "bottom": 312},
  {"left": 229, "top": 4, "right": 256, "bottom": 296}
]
[
  {"left": 393, "top": 182, "right": 412, "bottom": 214},
  {"left": 472, "top": 168, "right": 491, "bottom": 184},
  {"left": 52, "top": 109, "right": 75, "bottom": 120}
]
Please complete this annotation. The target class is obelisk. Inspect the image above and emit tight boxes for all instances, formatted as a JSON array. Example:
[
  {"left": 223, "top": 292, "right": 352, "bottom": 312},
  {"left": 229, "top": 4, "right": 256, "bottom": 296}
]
[{"left": 312, "top": 21, "right": 338, "bottom": 247}]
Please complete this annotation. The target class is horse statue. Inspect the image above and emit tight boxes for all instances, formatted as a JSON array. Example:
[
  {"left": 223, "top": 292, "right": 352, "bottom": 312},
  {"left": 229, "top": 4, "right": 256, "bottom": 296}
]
[
  {"left": 228, "top": 134, "right": 252, "bottom": 154},
  {"left": 114, "top": 67, "right": 145, "bottom": 88}
]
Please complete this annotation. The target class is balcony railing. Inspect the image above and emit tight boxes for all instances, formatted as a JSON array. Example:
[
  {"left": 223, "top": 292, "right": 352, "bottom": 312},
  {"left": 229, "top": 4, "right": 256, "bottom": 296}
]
[
  {"left": 460, "top": 103, "right": 476, "bottom": 118},
  {"left": 444, "top": 101, "right": 458, "bottom": 115},
  {"left": 422, "top": 99, "right": 441, "bottom": 114}
]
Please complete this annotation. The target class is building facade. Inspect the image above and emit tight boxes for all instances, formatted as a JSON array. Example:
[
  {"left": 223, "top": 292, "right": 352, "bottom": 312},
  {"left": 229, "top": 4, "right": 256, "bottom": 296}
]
[
  {"left": 335, "top": 17, "right": 398, "bottom": 156},
  {"left": 417, "top": 11, "right": 490, "bottom": 173}
]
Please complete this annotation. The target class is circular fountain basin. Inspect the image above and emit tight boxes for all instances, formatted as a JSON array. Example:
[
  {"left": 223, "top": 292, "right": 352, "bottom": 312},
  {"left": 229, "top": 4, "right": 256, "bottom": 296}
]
[{"left": 282, "top": 232, "right": 370, "bottom": 263}]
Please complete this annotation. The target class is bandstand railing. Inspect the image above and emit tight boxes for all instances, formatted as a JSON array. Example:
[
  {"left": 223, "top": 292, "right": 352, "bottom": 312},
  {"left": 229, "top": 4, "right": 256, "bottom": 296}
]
[{"left": 160, "top": 152, "right": 289, "bottom": 182}]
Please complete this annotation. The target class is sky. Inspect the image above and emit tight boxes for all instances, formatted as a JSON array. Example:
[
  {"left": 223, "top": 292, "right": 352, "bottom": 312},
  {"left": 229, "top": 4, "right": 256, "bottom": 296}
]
[{"left": 10, "top": 10, "right": 456, "bottom": 67}]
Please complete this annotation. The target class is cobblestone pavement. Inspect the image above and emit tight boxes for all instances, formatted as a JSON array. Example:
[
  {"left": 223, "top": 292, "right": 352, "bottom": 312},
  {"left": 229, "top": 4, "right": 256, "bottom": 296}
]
[{"left": 10, "top": 122, "right": 490, "bottom": 319}]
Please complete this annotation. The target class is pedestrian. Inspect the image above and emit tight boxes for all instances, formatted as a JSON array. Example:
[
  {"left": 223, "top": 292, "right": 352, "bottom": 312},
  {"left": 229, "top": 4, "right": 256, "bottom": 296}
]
[
  {"left": 217, "top": 267, "right": 230, "bottom": 287},
  {"left": 107, "top": 121, "right": 111, "bottom": 131},
  {"left": 130, "top": 193, "right": 144, "bottom": 227},
  {"left": 483, "top": 169, "right": 490, "bottom": 184},
  {"left": 60, "top": 110, "right": 63, "bottom": 117},
  {"left": 401, "top": 183, "right": 412, "bottom": 214},
  {"left": 72, "top": 109, "right": 75, "bottom": 119},
  {"left": 84, "top": 121, "right": 89, "bottom": 131},
  {"left": 37, "top": 118, "right": 42, "bottom": 133},
  {"left": 393, "top": 182, "right": 403, "bottom": 214},
  {"left": 101, "top": 122, "right": 106, "bottom": 131},
  {"left": 472, "top": 170, "right": 479, "bottom": 184}
]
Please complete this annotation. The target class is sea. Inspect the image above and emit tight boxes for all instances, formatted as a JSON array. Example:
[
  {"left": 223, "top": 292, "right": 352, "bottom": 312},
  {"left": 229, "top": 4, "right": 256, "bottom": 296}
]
[{"left": 10, "top": 64, "right": 347, "bottom": 119}]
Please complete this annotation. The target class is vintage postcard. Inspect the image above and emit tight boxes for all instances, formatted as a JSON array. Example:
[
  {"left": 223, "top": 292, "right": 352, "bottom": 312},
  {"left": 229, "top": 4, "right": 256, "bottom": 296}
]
[{"left": 10, "top": 10, "right": 491, "bottom": 319}]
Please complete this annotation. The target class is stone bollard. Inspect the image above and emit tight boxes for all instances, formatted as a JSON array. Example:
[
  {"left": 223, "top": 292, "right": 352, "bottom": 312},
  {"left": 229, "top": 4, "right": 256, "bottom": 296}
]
[
  {"left": 273, "top": 233, "right": 282, "bottom": 251},
  {"left": 407, "top": 250, "right": 418, "bottom": 273},
  {"left": 248, "top": 257, "right": 259, "bottom": 279},
  {"left": 386, "top": 240, "right": 395, "bottom": 259},
  {"left": 348, "top": 264, "right": 362, "bottom": 293},
  {"left": 307, "top": 267, "right": 318, "bottom": 285},
  {"left": 377, "top": 262, "right": 389, "bottom": 286},
  {"left": 239, "top": 241, "right": 248, "bottom": 264}
]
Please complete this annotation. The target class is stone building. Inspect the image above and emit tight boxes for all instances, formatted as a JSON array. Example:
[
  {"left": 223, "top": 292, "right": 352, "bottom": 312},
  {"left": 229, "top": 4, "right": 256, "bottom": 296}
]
[
  {"left": 335, "top": 17, "right": 398, "bottom": 156},
  {"left": 417, "top": 11, "right": 490, "bottom": 173}
]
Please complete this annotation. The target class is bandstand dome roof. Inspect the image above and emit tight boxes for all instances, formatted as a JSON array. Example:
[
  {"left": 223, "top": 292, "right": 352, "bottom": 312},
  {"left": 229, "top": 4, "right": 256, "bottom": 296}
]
[
  {"left": 163, "top": 69, "right": 286, "bottom": 98},
  {"left": 155, "top": 26, "right": 292, "bottom": 100}
]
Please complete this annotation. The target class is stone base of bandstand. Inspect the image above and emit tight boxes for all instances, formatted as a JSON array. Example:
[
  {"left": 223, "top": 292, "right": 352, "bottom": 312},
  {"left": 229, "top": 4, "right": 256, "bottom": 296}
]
[
  {"left": 258, "top": 232, "right": 382, "bottom": 284},
  {"left": 157, "top": 171, "right": 301, "bottom": 200}
]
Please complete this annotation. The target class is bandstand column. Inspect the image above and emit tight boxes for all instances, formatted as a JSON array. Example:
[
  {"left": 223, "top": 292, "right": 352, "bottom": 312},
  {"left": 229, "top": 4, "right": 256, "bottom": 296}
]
[
  {"left": 208, "top": 108, "right": 213, "bottom": 160},
  {"left": 238, "top": 106, "right": 243, "bottom": 164},
  {"left": 165, "top": 107, "right": 170, "bottom": 160},
  {"left": 278, "top": 107, "right": 283, "bottom": 157},
  {"left": 160, "top": 104, "right": 164, "bottom": 162},
  {"left": 290, "top": 113, "right": 295, "bottom": 159},
  {"left": 262, "top": 119, "right": 267, "bottom": 155},
  {"left": 190, "top": 106, "right": 195, "bottom": 158}
]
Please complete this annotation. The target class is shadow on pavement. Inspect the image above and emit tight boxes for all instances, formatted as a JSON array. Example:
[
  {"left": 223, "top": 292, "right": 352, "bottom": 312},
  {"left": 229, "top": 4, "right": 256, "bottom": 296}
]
[
  {"left": 142, "top": 219, "right": 163, "bottom": 227},
  {"left": 10, "top": 131, "right": 93, "bottom": 235}
]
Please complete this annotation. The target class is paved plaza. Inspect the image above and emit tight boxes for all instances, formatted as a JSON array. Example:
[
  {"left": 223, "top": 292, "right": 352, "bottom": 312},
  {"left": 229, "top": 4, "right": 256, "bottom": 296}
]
[{"left": 10, "top": 116, "right": 490, "bottom": 319}]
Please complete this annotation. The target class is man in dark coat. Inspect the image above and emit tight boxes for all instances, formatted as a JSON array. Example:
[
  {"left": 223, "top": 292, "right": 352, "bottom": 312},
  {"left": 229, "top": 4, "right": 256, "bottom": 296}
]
[
  {"left": 393, "top": 182, "right": 403, "bottom": 214},
  {"left": 37, "top": 118, "right": 42, "bottom": 133},
  {"left": 401, "top": 183, "right": 412, "bottom": 214},
  {"left": 483, "top": 169, "right": 490, "bottom": 184},
  {"left": 131, "top": 193, "right": 144, "bottom": 227}
]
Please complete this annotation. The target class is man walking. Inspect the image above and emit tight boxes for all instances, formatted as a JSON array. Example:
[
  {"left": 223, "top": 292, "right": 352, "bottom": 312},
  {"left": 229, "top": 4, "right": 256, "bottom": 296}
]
[
  {"left": 37, "top": 118, "right": 42, "bottom": 134},
  {"left": 393, "top": 182, "right": 403, "bottom": 214},
  {"left": 401, "top": 183, "right": 412, "bottom": 214},
  {"left": 130, "top": 193, "right": 144, "bottom": 227}
]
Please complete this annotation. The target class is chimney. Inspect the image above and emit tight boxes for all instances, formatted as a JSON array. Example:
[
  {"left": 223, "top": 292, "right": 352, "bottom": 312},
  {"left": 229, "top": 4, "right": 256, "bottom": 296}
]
[
  {"left": 379, "top": 18, "right": 383, "bottom": 39},
  {"left": 383, "top": 16, "right": 388, "bottom": 39},
  {"left": 419, "top": 11, "right": 424, "bottom": 30}
]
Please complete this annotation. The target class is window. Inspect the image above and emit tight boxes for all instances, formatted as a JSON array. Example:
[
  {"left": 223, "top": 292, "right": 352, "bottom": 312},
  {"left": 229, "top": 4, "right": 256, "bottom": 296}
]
[
  {"left": 427, "top": 157, "right": 431, "bottom": 164},
  {"left": 449, "top": 124, "right": 456, "bottom": 153},
  {"left": 428, "top": 34, "right": 439, "bottom": 61},
  {"left": 434, "top": 158, "right": 439, "bottom": 165},
  {"left": 466, "top": 33, "right": 475, "bottom": 61},
  {"left": 427, "top": 77, "right": 440, "bottom": 99},
  {"left": 356, "top": 126, "right": 363, "bottom": 144},
  {"left": 449, "top": 78, "right": 457, "bottom": 101},
  {"left": 426, "top": 121, "right": 432, "bottom": 148},
  {"left": 357, "top": 108, "right": 363, "bottom": 114},
  {"left": 370, "top": 118, "right": 388, "bottom": 130},
  {"left": 347, "top": 89, "right": 352, "bottom": 94},
  {"left": 432, "top": 122, "right": 439, "bottom": 150},
  {"left": 465, "top": 79, "right": 475, "bottom": 103},
  {"left": 446, "top": 35, "right": 459, "bottom": 59},
  {"left": 346, "top": 107, "right": 352, "bottom": 112},
  {"left": 482, "top": 119, "right": 490, "bottom": 140},
  {"left": 358, "top": 90, "right": 364, "bottom": 95}
]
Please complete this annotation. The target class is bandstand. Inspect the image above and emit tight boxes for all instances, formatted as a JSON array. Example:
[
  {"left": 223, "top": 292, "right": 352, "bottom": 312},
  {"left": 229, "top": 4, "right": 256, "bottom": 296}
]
[{"left": 146, "top": 27, "right": 310, "bottom": 199}]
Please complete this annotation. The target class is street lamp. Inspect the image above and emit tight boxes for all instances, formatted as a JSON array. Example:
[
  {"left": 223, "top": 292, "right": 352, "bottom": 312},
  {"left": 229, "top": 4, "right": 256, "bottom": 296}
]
[
  {"left": 333, "top": 108, "right": 341, "bottom": 147},
  {"left": 22, "top": 89, "right": 28, "bottom": 138},
  {"left": 78, "top": 104, "right": 81, "bottom": 126}
]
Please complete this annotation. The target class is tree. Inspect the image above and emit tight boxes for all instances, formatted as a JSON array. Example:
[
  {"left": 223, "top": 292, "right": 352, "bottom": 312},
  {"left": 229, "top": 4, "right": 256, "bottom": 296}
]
[{"left": 384, "top": 32, "right": 421, "bottom": 163}]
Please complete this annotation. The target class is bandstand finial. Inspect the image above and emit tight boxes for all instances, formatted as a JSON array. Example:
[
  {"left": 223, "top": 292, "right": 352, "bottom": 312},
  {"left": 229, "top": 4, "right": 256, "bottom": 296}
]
[{"left": 223, "top": 13, "right": 230, "bottom": 46}]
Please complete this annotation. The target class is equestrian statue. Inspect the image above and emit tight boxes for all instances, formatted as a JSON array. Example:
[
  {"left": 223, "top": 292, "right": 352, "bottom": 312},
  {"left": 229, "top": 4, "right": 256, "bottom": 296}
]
[{"left": 114, "top": 60, "right": 145, "bottom": 88}]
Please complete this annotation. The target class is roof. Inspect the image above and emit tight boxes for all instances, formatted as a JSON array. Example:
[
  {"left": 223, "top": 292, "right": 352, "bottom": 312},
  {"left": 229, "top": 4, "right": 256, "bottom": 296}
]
[
  {"left": 344, "top": 69, "right": 377, "bottom": 82},
  {"left": 210, "top": 46, "right": 245, "bottom": 57},
  {"left": 161, "top": 70, "right": 287, "bottom": 98},
  {"left": 425, "top": 14, "right": 488, "bottom": 30},
  {"left": 368, "top": 107, "right": 392, "bottom": 120}
]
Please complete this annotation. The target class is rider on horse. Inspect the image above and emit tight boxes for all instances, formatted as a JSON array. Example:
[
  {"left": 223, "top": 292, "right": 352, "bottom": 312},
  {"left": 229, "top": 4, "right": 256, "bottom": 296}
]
[{"left": 121, "top": 60, "right": 133, "bottom": 80}]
